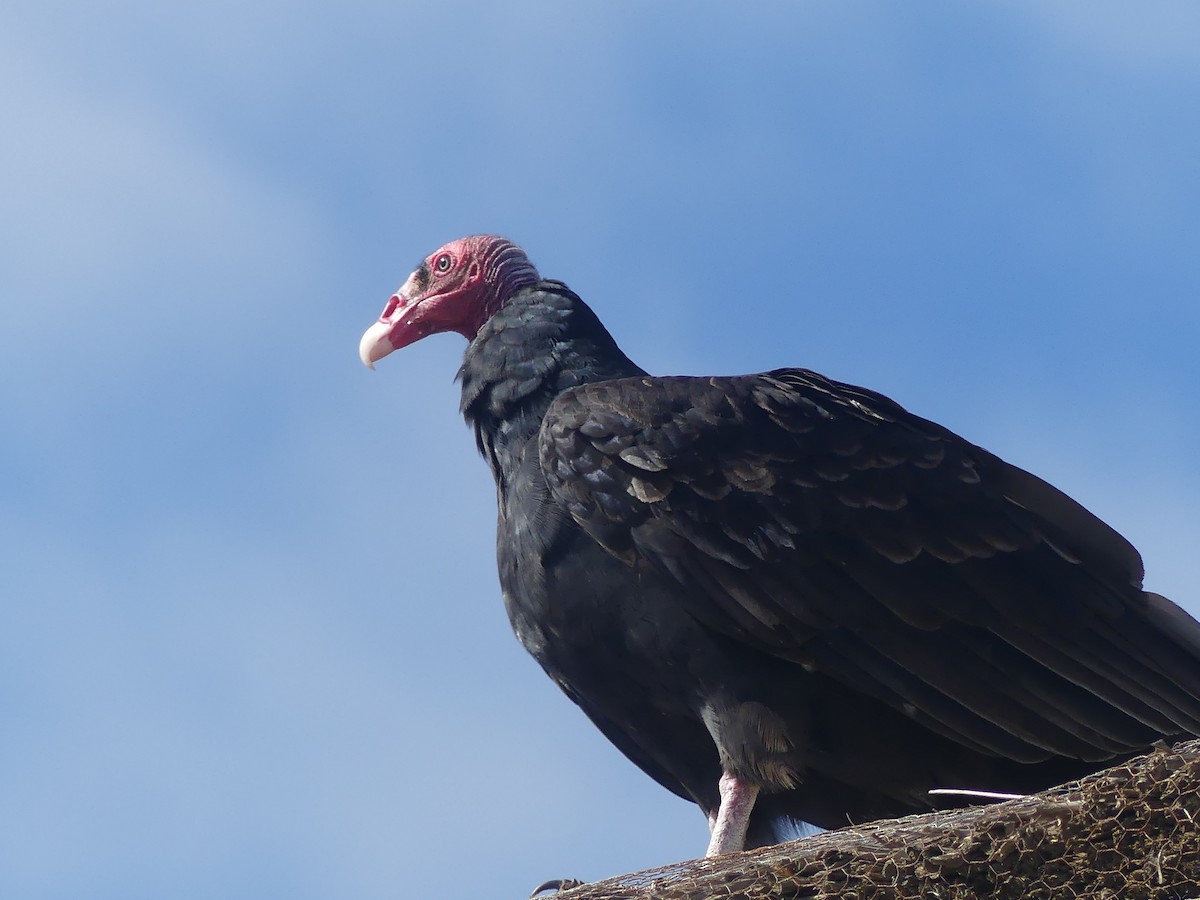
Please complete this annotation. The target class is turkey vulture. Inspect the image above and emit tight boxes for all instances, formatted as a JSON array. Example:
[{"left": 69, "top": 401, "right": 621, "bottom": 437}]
[{"left": 360, "top": 235, "right": 1200, "bottom": 856}]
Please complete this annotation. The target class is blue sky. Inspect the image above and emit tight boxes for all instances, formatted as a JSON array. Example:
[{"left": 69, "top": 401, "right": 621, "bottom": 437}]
[{"left": 3, "top": 3, "right": 1198, "bottom": 898}]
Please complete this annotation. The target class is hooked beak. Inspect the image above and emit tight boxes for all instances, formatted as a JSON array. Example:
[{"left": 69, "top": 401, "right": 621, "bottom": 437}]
[
  {"left": 358, "top": 317, "right": 396, "bottom": 370},
  {"left": 359, "top": 290, "right": 419, "bottom": 370}
]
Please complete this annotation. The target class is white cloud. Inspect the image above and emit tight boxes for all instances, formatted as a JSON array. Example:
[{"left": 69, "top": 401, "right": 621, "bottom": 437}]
[
  {"left": 0, "top": 34, "right": 328, "bottom": 340},
  {"left": 1015, "top": 1, "right": 1200, "bottom": 74}
]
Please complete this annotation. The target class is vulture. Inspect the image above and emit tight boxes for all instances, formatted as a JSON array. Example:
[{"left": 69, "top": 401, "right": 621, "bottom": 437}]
[{"left": 359, "top": 234, "right": 1200, "bottom": 857}]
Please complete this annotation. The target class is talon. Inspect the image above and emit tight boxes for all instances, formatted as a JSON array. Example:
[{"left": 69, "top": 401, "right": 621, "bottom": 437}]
[{"left": 530, "top": 878, "right": 585, "bottom": 896}]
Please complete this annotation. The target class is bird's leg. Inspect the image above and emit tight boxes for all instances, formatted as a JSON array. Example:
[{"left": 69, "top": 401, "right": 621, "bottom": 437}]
[{"left": 704, "top": 771, "right": 760, "bottom": 857}]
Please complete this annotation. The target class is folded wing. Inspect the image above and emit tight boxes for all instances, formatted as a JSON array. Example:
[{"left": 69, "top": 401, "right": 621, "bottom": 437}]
[{"left": 539, "top": 368, "right": 1200, "bottom": 763}]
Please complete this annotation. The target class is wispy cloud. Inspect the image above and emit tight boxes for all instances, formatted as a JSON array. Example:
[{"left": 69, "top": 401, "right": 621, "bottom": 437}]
[{"left": 2, "top": 3, "right": 1196, "bottom": 898}]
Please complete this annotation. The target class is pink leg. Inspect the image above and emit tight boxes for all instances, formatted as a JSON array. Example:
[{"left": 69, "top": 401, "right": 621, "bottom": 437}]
[{"left": 705, "top": 771, "right": 760, "bottom": 857}]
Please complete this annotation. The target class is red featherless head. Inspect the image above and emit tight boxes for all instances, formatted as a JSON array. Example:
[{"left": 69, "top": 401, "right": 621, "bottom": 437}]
[{"left": 359, "top": 235, "right": 540, "bottom": 368}]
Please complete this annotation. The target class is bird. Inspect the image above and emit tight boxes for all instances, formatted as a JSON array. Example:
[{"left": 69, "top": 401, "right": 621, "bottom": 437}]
[{"left": 359, "top": 234, "right": 1200, "bottom": 857}]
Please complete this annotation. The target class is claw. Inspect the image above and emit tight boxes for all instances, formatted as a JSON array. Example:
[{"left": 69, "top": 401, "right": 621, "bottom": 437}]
[{"left": 530, "top": 878, "right": 585, "bottom": 897}]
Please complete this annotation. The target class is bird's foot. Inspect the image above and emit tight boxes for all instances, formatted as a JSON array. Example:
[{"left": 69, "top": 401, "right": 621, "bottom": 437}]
[{"left": 530, "top": 878, "right": 585, "bottom": 897}]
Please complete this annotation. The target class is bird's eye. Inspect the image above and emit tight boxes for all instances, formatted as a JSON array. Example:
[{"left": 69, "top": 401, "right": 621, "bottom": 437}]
[{"left": 435, "top": 254, "right": 452, "bottom": 273}]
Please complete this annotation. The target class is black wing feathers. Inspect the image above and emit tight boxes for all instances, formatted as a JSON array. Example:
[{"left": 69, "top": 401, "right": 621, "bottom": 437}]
[{"left": 539, "top": 368, "right": 1200, "bottom": 762}]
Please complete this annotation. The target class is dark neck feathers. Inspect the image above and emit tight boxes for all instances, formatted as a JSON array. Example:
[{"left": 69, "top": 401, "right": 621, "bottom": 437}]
[{"left": 458, "top": 281, "right": 644, "bottom": 485}]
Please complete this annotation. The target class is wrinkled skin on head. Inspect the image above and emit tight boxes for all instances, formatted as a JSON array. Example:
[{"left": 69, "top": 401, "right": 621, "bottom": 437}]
[{"left": 359, "top": 235, "right": 540, "bottom": 368}]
